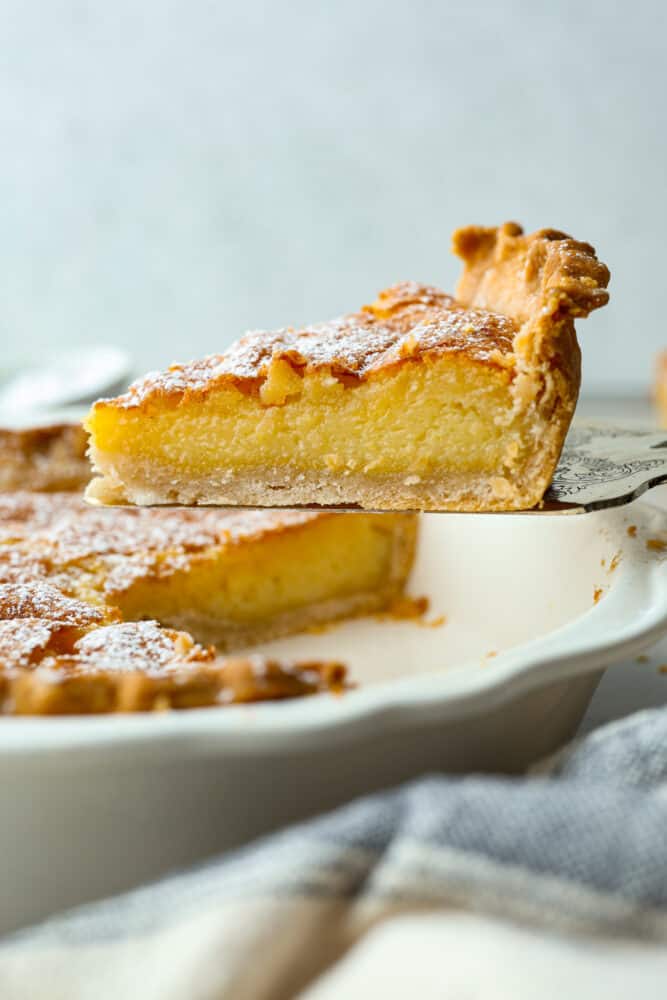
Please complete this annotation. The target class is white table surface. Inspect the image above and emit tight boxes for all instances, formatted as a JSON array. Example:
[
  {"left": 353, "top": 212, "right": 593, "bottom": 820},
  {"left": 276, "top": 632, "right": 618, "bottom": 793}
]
[{"left": 576, "top": 396, "right": 667, "bottom": 731}]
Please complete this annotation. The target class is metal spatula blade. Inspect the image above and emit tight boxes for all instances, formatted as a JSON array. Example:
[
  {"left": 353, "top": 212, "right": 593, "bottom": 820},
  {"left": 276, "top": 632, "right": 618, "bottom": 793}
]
[{"left": 541, "top": 422, "right": 667, "bottom": 513}]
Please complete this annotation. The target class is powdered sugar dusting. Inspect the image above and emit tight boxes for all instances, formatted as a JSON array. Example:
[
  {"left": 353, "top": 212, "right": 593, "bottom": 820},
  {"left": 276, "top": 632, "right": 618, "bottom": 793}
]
[
  {"left": 0, "top": 547, "right": 50, "bottom": 585},
  {"left": 0, "top": 582, "right": 104, "bottom": 625},
  {"left": 102, "top": 282, "right": 516, "bottom": 409},
  {"left": 0, "top": 492, "right": 321, "bottom": 596},
  {"left": 73, "top": 621, "right": 213, "bottom": 672},
  {"left": 0, "top": 619, "right": 58, "bottom": 666}
]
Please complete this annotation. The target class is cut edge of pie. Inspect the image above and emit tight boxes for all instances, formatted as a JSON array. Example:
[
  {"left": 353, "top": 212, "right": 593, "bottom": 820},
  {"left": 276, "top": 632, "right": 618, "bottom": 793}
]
[
  {"left": 85, "top": 221, "right": 610, "bottom": 512},
  {"left": 0, "top": 494, "right": 417, "bottom": 654},
  {"left": 107, "top": 510, "right": 418, "bottom": 650}
]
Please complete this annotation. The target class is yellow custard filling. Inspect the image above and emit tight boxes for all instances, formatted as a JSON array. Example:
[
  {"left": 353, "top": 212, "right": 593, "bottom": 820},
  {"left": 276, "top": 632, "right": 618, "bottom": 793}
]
[
  {"left": 113, "top": 514, "right": 414, "bottom": 629},
  {"left": 89, "top": 355, "right": 524, "bottom": 480}
]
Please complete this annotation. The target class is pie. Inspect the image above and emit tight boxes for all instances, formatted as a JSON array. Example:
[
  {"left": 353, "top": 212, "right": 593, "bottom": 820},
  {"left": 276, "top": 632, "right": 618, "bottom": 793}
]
[
  {"left": 0, "top": 492, "right": 416, "bottom": 650},
  {"left": 85, "top": 222, "right": 610, "bottom": 512},
  {"left": 0, "top": 420, "right": 90, "bottom": 492},
  {"left": 0, "top": 492, "right": 417, "bottom": 714}
]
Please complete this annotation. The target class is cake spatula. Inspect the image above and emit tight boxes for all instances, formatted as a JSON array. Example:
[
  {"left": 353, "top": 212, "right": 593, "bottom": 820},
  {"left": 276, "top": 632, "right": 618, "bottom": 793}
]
[{"left": 538, "top": 422, "right": 667, "bottom": 513}]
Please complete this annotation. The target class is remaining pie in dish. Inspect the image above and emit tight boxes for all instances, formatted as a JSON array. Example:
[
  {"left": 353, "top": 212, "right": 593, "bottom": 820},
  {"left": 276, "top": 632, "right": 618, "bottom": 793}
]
[
  {"left": 85, "top": 222, "right": 610, "bottom": 512},
  {"left": 0, "top": 492, "right": 416, "bottom": 650},
  {"left": 0, "top": 495, "right": 417, "bottom": 716}
]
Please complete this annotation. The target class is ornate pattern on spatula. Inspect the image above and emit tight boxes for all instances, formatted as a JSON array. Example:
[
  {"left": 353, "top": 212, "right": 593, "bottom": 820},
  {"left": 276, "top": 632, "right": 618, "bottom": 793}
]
[{"left": 544, "top": 423, "right": 667, "bottom": 512}]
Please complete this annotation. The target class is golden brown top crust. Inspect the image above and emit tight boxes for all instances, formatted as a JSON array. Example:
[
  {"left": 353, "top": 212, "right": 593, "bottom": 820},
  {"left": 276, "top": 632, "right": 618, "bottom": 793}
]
[
  {"left": 99, "top": 284, "right": 517, "bottom": 411},
  {"left": 0, "top": 491, "right": 84, "bottom": 535},
  {"left": 0, "top": 547, "right": 51, "bottom": 586},
  {"left": 97, "top": 287, "right": 517, "bottom": 411},
  {"left": 0, "top": 582, "right": 106, "bottom": 625},
  {"left": 0, "top": 422, "right": 90, "bottom": 493},
  {"left": 92, "top": 223, "right": 609, "bottom": 414}
]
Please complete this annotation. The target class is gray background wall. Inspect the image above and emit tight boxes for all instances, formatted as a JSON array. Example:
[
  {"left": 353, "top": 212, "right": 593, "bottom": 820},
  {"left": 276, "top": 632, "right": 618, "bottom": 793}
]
[{"left": 1, "top": 0, "right": 664, "bottom": 394}]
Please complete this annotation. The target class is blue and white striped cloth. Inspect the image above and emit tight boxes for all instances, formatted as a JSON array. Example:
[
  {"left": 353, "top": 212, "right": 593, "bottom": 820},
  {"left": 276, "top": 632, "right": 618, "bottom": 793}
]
[{"left": 2, "top": 708, "right": 667, "bottom": 999}]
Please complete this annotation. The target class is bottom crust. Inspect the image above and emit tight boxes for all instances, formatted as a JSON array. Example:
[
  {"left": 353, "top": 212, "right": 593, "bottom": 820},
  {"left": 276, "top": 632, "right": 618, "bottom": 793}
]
[{"left": 164, "top": 583, "right": 409, "bottom": 651}]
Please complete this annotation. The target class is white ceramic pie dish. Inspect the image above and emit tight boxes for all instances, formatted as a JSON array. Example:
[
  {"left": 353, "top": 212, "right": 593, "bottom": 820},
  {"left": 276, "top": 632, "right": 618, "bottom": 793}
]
[{"left": 2, "top": 500, "right": 667, "bottom": 934}]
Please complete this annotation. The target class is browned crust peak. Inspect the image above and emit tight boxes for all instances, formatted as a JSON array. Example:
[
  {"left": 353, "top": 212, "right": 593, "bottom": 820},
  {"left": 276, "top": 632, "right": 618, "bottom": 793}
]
[{"left": 453, "top": 221, "right": 610, "bottom": 325}]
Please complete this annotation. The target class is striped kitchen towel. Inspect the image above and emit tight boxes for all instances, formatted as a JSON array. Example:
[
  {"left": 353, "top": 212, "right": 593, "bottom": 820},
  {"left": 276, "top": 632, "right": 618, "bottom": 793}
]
[{"left": 1, "top": 707, "right": 667, "bottom": 999}]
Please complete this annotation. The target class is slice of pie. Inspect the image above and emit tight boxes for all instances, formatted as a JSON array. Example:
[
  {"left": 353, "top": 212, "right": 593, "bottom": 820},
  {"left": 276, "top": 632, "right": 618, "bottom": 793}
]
[
  {"left": 0, "top": 493, "right": 416, "bottom": 649},
  {"left": 85, "top": 222, "right": 610, "bottom": 512}
]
